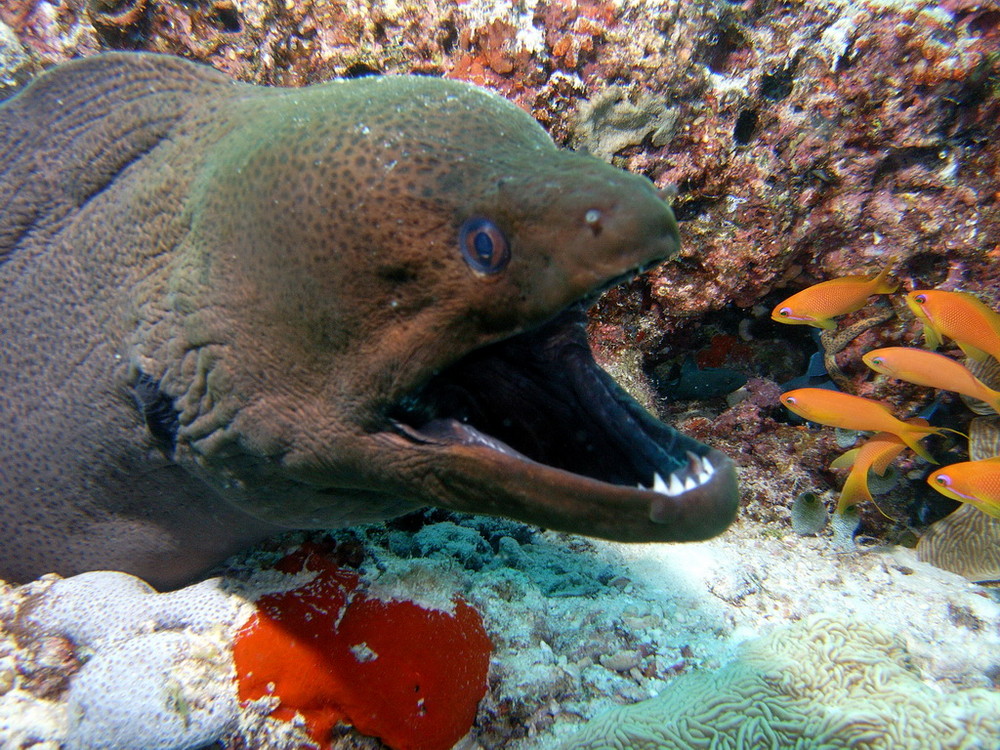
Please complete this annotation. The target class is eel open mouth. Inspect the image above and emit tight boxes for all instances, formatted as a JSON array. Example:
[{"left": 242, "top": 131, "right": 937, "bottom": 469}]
[{"left": 387, "top": 306, "right": 738, "bottom": 538}]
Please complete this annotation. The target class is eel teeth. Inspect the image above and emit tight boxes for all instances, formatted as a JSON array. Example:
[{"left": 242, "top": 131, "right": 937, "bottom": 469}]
[
  {"left": 653, "top": 472, "right": 668, "bottom": 493},
  {"left": 637, "top": 453, "right": 718, "bottom": 497}
]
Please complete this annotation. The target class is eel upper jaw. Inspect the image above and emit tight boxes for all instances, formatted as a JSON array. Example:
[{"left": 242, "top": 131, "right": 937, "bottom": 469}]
[{"left": 383, "top": 306, "right": 739, "bottom": 542}]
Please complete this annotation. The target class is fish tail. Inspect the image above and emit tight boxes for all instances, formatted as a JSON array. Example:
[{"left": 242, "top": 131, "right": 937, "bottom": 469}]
[
  {"left": 899, "top": 428, "right": 938, "bottom": 463},
  {"left": 871, "top": 262, "right": 898, "bottom": 295},
  {"left": 904, "top": 418, "right": 968, "bottom": 444},
  {"left": 958, "top": 342, "right": 990, "bottom": 363},
  {"left": 939, "top": 426, "right": 970, "bottom": 440}
]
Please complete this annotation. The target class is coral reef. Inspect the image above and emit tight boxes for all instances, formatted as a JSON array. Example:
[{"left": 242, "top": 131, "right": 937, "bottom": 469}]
[
  {"left": 0, "top": 20, "right": 34, "bottom": 95},
  {"left": 558, "top": 613, "right": 1000, "bottom": 749},
  {"left": 918, "top": 504, "right": 1000, "bottom": 581},
  {"left": 1, "top": 511, "right": 998, "bottom": 749},
  {"left": 8, "top": 572, "right": 249, "bottom": 750}
]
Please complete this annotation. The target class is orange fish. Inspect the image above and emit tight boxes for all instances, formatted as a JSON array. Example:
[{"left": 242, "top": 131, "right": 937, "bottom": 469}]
[
  {"left": 927, "top": 457, "right": 1000, "bottom": 519},
  {"left": 771, "top": 263, "right": 897, "bottom": 330},
  {"left": 829, "top": 429, "right": 915, "bottom": 514},
  {"left": 862, "top": 347, "right": 1000, "bottom": 413},
  {"left": 779, "top": 388, "right": 944, "bottom": 462},
  {"left": 905, "top": 290, "right": 1000, "bottom": 362}
]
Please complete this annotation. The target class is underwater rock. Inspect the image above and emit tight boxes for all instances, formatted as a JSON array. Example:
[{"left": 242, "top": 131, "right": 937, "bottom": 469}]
[
  {"left": 0, "top": 20, "right": 33, "bottom": 96},
  {"left": 86, "top": 0, "right": 150, "bottom": 47},
  {"left": 572, "top": 85, "right": 679, "bottom": 163},
  {"left": 559, "top": 613, "right": 1000, "bottom": 749}
]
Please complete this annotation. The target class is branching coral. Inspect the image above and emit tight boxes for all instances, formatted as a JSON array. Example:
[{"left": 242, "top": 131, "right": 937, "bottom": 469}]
[{"left": 558, "top": 613, "right": 1000, "bottom": 749}]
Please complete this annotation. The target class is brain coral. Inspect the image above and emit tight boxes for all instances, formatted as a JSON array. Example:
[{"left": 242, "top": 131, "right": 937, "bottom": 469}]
[{"left": 559, "top": 613, "right": 1000, "bottom": 749}]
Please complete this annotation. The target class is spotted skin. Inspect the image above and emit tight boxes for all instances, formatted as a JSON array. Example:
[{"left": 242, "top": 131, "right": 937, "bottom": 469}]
[{"left": 0, "top": 54, "right": 736, "bottom": 589}]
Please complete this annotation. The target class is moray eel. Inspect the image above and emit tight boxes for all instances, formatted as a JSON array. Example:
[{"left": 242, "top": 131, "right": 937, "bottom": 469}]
[{"left": 0, "top": 53, "right": 738, "bottom": 589}]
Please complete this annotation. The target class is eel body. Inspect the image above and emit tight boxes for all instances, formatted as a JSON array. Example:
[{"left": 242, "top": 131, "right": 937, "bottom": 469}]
[{"left": 0, "top": 53, "right": 738, "bottom": 588}]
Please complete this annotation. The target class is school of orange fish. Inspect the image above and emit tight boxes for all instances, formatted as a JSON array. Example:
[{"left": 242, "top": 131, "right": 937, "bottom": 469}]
[{"left": 771, "top": 264, "right": 1000, "bottom": 521}]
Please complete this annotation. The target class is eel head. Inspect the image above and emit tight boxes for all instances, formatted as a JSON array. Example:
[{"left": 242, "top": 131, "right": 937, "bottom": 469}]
[{"left": 174, "top": 73, "right": 739, "bottom": 543}]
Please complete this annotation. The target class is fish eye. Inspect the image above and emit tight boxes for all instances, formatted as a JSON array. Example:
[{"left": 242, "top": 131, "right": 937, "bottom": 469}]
[
  {"left": 935, "top": 474, "right": 951, "bottom": 487},
  {"left": 785, "top": 396, "right": 796, "bottom": 405},
  {"left": 778, "top": 307, "right": 791, "bottom": 317},
  {"left": 915, "top": 294, "right": 927, "bottom": 304},
  {"left": 459, "top": 217, "right": 510, "bottom": 275},
  {"left": 872, "top": 357, "right": 883, "bottom": 366}
]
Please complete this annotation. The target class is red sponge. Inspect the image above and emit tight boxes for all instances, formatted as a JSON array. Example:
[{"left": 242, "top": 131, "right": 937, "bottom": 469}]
[{"left": 234, "top": 544, "right": 491, "bottom": 750}]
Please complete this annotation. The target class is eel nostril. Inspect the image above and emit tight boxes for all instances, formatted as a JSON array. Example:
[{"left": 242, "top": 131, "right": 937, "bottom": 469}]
[{"left": 584, "top": 208, "right": 602, "bottom": 236}]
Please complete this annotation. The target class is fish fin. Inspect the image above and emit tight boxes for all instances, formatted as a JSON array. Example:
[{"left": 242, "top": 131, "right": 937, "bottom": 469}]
[
  {"left": 836, "top": 468, "right": 871, "bottom": 513},
  {"left": 815, "top": 318, "right": 837, "bottom": 331},
  {"left": 680, "top": 355, "right": 700, "bottom": 377},
  {"left": 868, "top": 495, "right": 895, "bottom": 520},
  {"left": 957, "top": 342, "right": 990, "bottom": 363},
  {"left": 870, "top": 263, "right": 898, "bottom": 295},
  {"left": 921, "top": 323, "right": 943, "bottom": 350},
  {"left": 830, "top": 449, "right": 860, "bottom": 470}
]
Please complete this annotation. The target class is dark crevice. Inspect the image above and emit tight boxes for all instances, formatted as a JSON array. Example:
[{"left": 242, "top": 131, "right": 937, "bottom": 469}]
[
  {"left": 733, "top": 108, "right": 758, "bottom": 145},
  {"left": 672, "top": 196, "right": 718, "bottom": 222},
  {"left": 343, "top": 62, "right": 381, "bottom": 78},
  {"left": 871, "top": 145, "right": 945, "bottom": 184},
  {"left": 703, "top": 26, "right": 751, "bottom": 75},
  {"left": 213, "top": 2, "right": 242, "bottom": 33},
  {"left": 759, "top": 62, "right": 796, "bottom": 101}
]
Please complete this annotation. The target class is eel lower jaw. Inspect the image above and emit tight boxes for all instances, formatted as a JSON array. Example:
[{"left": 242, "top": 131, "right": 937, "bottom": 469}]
[{"left": 385, "top": 420, "right": 738, "bottom": 541}]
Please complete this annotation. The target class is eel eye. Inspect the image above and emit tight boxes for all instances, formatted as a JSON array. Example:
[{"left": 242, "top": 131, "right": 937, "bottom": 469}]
[
  {"left": 778, "top": 307, "right": 791, "bottom": 317},
  {"left": 459, "top": 217, "right": 510, "bottom": 275},
  {"left": 915, "top": 294, "right": 927, "bottom": 304},
  {"left": 935, "top": 474, "right": 951, "bottom": 487}
]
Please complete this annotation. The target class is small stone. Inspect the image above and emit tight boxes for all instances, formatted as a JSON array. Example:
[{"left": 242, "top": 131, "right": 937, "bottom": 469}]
[{"left": 599, "top": 650, "right": 642, "bottom": 673}]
